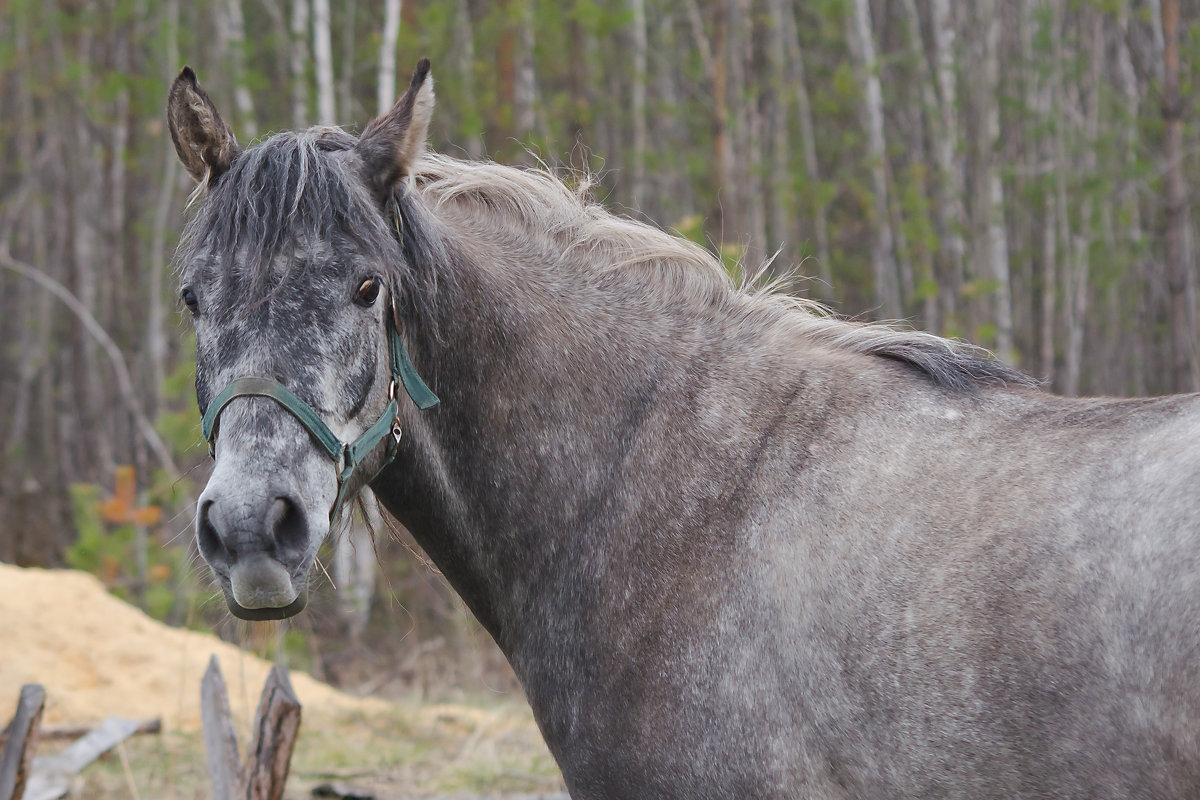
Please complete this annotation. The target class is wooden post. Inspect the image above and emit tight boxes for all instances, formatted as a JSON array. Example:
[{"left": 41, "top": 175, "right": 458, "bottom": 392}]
[
  {"left": 201, "top": 656, "right": 242, "bottom": 799},
  {"left": 242, "top": 666, "right": 302, "bottom": 800},
  {"left": 201, "top": 656, "right": 302, "bottom": 800},
  {"left": 0, "top": 684, "right": 45, "bottom": 800}
]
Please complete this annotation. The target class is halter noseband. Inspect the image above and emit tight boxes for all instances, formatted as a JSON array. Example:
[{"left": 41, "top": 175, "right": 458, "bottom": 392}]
[{"left": 200, "top": 306, "right": 439, "bottom": 522}]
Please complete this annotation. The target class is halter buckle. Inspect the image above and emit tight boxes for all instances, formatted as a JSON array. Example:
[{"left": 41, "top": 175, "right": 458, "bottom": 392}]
[{"left": 391, "top": 419, "right": 403, "bottom": 445}]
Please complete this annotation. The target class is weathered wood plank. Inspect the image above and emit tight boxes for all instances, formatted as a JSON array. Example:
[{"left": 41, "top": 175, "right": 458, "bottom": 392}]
[
  {"left": 201, "top": 654, "right": 243, "bottom": 799},
  {"left": 0, "top": 718, "right": 160, "bottom": 748},
  {"left": 24, "top": 717, "right": 143, "bottom": 800},
  {"left": 0, "top": 684, "right": 45, "bottom": 800},
  {"left": 242, "top": 664, "right": 302, "bottom": 800}
]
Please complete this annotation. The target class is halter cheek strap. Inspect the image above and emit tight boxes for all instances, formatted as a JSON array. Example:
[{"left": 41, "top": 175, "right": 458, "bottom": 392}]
[{"left": 200, "top": 311, "right": 439, "bottom": 522}]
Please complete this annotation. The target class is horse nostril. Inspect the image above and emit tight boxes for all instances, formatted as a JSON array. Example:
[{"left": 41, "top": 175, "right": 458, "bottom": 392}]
[
  {"left": 197, "top": 499, "right": 231, "bottom": 566},
  {"left": 267, "top": 496, "right": 308, "bottom": 557}
]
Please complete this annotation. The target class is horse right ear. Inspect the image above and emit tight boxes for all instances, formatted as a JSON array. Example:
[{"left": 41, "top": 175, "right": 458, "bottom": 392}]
[
  {"left": 357, "top": 58, "right": 435, "bottom": 203},
  {"left": 167, "top": 66, "right": 240, "bottom": 188}
]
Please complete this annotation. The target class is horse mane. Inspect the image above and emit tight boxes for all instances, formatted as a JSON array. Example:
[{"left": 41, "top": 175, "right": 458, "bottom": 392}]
[
  {"left": 177, "top": 129, "right": 1035, "bottom": 394},
  {"left": 411, "top": 153, "right": 1038, "bottom": 392}
]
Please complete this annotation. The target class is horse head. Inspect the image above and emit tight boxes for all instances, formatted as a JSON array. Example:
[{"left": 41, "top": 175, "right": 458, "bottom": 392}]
[{"left": 168, "top": 61, "right": 437, "bottom": 620}]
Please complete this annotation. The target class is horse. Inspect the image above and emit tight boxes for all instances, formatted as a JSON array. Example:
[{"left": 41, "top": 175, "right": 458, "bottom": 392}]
[{"left": 168, "top": 60, "right": 1200, "bottom": 799}]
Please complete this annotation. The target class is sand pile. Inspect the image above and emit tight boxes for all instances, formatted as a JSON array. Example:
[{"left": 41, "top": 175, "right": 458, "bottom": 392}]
[{"left": 0, "top": 563, "right": 389, "bottom": 732}]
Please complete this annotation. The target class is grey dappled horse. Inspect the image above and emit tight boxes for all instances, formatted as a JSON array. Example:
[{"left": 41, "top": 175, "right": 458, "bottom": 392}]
[{"left": 168, "top": 61, "right": 1200, "bottom": 799}]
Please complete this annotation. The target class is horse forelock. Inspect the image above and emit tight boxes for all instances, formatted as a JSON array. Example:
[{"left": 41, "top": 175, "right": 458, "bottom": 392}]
[
  {"left": 174, "top": 127, "right": 402, "bottom": 302},
  {"left": 408, "top": 153, "right": 1038, "bottom": 392}
]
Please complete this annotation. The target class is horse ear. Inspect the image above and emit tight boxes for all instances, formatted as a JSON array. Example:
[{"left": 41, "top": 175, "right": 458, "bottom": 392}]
[
  {"left": 358, "top": 58, "right": 434, "bottom": 201},
  {"left": 167, "top": 66, "right": 240, "bottom": 187}
]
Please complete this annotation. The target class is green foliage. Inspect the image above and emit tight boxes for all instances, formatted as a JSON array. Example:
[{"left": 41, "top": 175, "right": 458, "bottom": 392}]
[{"left": 65, "top": 483, "right": 194, "bottom": 624}]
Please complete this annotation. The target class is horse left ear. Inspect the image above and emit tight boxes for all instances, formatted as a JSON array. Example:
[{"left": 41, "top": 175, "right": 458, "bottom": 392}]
[{"left": 358, "top": 58, "right": 435, "bottom": 202}]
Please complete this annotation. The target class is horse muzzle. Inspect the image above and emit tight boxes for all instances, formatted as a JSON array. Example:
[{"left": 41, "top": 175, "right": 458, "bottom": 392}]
[{"left": 197, "top": 491, "right": 318, "bottom": 620}]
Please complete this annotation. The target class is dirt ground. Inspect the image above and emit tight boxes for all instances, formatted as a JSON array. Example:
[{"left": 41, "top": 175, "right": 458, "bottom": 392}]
[{"left": 0, "top": 563, "right": 564, "bottom": 798}]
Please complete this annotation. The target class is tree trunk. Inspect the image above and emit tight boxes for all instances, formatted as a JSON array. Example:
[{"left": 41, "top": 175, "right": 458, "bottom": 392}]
[
  {"left": 377, "top": 0, "right": 402, "bottom": 114},
  {"left": 147, "top": 0, "right": 180, "bottom": 422},
  {"left": 312, "top": 0, "right": 336, "bottom": 124},
  {"left": 629, "top": 0, "right": 648, "bottom": 211},
  {"left": 899, "top": 0, "right": 940, "bottom": 332},
  {"left": 455, "top": 0, "right": 483, "bottom": 159},
  {"left": 764, "top": 0, "right": 792, "bottom": 280},
  {"left": 516, "top": 0, "right": 536, "bottom": 137},
  {"left": 974, "top": 0, "right": 1014, "bottom": 362},
  {"left": 339, "top": 0, "right": 357, "bottom": 122},
  {"left": 219, "top": 0, "right": 257, "bottom": 139},
  {"left": 779, "top": 3, "right": 833, "bottom": 301},
  {"left": 686, "top": 0, "right": 731, "bottom": 245},
  {"left": 290, "top": 0, "right": 309, "bottom": 128},
  {"left": 929, "top": 0, "right": 965, "bottom": 330},
  {"left": 850, "top": 0, "right": 901, "bottom": 319},
  {"left": 1161, "top": 0, "right": 1197, "bottom": 392}
]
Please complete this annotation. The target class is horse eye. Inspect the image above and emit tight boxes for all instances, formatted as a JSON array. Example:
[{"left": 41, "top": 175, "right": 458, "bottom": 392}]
[
  {"left": 355, "top": 276, "right": 381, "bottom": 307},
  {"left": 181, "top": 286, "right": 199, "bottom": 314}
]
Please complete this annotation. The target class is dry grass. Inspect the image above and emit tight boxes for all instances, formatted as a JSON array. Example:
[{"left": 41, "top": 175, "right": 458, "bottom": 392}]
[{"left": 53, "top": 698, "right": 564, "bottom": 799}]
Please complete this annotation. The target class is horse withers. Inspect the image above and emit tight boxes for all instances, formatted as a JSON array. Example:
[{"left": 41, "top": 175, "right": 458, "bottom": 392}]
[{"left": 168, "top": 60, "right": 1200, "bottom": 798}]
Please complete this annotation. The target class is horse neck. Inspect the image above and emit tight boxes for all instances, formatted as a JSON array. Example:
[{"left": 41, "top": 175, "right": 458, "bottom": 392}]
[{"left": 372, "top": 215, "right": 754, "bottom": 652}]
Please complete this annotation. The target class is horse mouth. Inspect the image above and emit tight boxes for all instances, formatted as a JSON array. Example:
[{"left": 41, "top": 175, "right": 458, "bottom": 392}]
[
  {"left": 223, "top": 588, "right": 308, "bottom": 620},
  {"left": 221, "top": 555, "right": 310, "bottom": 620}
]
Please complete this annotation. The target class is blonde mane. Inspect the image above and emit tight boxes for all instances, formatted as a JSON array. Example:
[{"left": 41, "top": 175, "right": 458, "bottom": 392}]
[{"left": 410, "top": 153, "right": 1036, "bottom": 392}]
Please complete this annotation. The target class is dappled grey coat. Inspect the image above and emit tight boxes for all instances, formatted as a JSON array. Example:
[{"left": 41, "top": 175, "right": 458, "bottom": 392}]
[{"left": 169, "top": 60, "right": 1200, "bottom": 799}]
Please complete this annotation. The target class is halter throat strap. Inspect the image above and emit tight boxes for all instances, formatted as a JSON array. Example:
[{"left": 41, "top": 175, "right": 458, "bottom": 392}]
[{"left": 200, "top": 312, "right": 439, "bottom": 521}]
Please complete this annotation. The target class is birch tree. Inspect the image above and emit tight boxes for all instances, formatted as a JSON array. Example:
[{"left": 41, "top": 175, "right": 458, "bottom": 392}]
[
  {"left": 313, "top": 0, "right": 336, "bottom": 124},
  {"left": 290, "top": 0, "right": 310, "bottom": 128},
  {"left": 378, "top": 0, "right": 403, "bottom": 114},
  {"left": 850, "top": 0, "right": 902, "bottom": 319},
  {"left": 929, "top": 0, "right": 966, "bottom": 329},
  {"left": 975, "top": 0, "right": 1014, "bottom": 362}
]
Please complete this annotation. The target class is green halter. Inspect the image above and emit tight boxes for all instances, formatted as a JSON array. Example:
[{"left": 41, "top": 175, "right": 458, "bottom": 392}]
[{"left": 200, "top": 308, "right": 439, "bottom": 522}]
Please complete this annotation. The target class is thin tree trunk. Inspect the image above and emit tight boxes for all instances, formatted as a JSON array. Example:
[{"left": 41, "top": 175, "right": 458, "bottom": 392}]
[
  {"left": 929, "top": 0, "right": 965, "bottom": 330},
  {"left": 334, "top": 492, "right": 382, "bottom": 641},
  {"left": 765, "top": 0, "right": 791, "bottom": 280},
  {"left": 850, "top": 0, "right": 901, "bottom": 319},
  {"left": 340, "top": 0, "right": 357, "bottom": 121},
  {"left": 899, "top": 0, "right": 940, "bottom": 331},
  {"left": 1061, "top": 5, "right": 1102, "bottom": 396},
  {"left": 975, "top": 0, "right": 1014, "bottom": 362},
  {"left": 686, "top": 0, "right": 731, "bottom": 245},
  {"left": 629, "top": 0, "right": 648, "bottom": 211},
  {"left": 1116, "top": 1, "right": 1147, "bottom": 394},
  {"left": 731, "top": 0, "right": 766, "bottom": 271},
  {"left": 147, "top": 0, "right": 180, "bottom": 421},
  {"left": 454, "top": 0, "right": 482, "bottom": 159},
  {"left": 515, "top": 0, "right": 536, "bottom": 137},
  {"left": 220, "top": 0, "right": 257, "bottom": 139},
  {"left": 779, "top": 4, "right": 833, "bottom": 301},
  {"left": 1040, "top": 202, "right": 1057, "bottom": 382},
  {"left": 652, "top": 8, "right": 691, "bottom": 225},
  {"left": 1148, "top": 0, "right": 1166, "bottom": 81},
  {"left": 312, "top": 0, "right": 336, "bottom": 124},
  {"left": 378, "top": 0, "right": 402, "bottom": 114},
  {"left": 290, "top": 0, "right": 310, "bottom": 128},
  {"left": 1161, "top": 0, "right": 1197, "bottom": 392}
]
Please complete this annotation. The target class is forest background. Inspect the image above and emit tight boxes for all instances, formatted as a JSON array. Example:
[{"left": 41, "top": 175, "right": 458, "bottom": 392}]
[{"left": 1, "top": 0, "right": 1199, "bottom": 692}]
